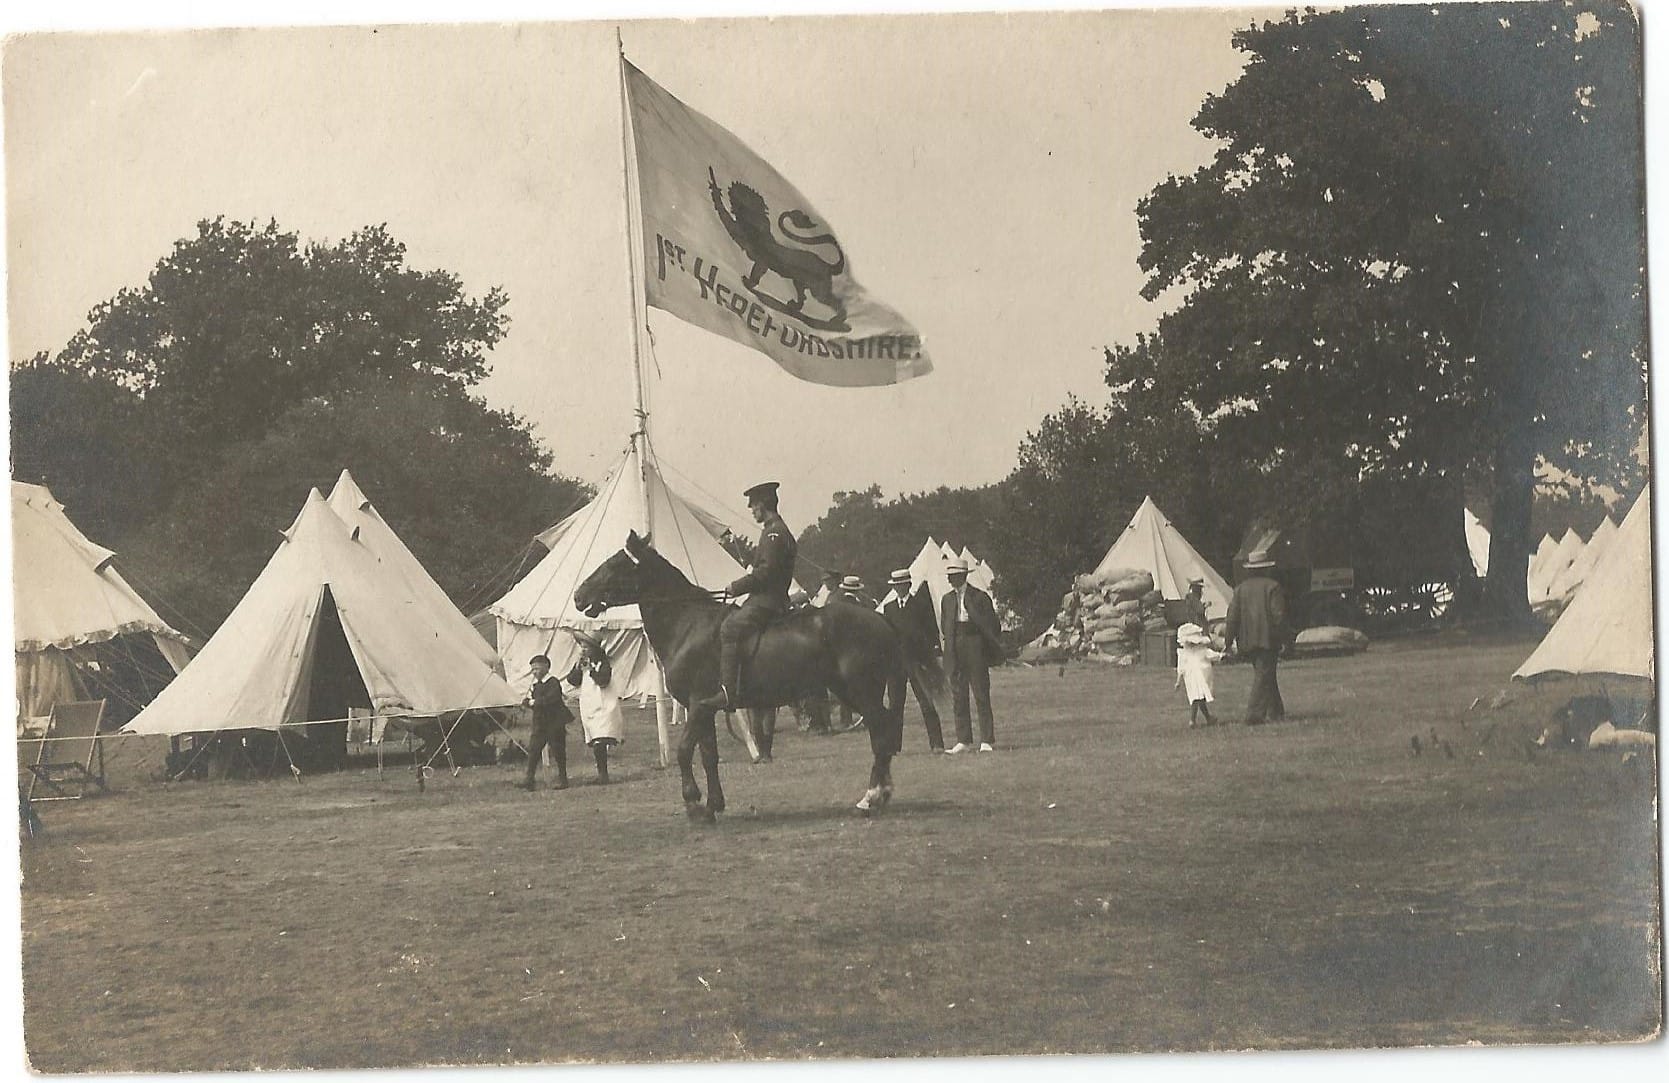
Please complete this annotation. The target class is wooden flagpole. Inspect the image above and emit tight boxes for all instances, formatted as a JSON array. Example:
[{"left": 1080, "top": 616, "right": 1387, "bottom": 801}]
[{"left": 616, "top": 30, "right": 673, "bottom": 767}]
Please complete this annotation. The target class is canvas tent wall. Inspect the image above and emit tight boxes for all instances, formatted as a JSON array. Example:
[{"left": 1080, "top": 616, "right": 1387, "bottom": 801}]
[
  {"left": 1094, "top": 496, "right": 1231, "bottom": 620},
  {"left": 12, "top": 481, "right": 191, "bottom": 729},
  {"left": 123, "top": 487, "right": 518, "bottom": 737},
  {"left": 488, "top": 442, "right": 747, "bottom": 699},
  {"left": 1514, "top": 490, "right": 1652, "bottom": 683},
  {"left": 325, "top": 470, "right": 500, "bottom": 673}
]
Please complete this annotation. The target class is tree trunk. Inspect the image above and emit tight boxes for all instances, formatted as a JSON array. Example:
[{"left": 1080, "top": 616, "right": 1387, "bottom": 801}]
[{"left": 1481, "top": 429, "right": 1536, "bottom": 623}]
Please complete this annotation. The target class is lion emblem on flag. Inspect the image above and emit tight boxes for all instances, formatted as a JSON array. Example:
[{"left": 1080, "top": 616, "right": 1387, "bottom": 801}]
[{"left": 708, "top": 166, "right": 850, "bottom": 332}]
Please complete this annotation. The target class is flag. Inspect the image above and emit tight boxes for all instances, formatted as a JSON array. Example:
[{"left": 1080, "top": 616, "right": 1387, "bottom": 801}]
[{"left": 624, "top": 61, "right": 932, "bottom": 387}]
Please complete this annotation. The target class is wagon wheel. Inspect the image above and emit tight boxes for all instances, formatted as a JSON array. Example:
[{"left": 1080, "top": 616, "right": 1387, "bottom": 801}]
[{"left": 1409, "top": 581, "right": 1454, "bottom": 623}]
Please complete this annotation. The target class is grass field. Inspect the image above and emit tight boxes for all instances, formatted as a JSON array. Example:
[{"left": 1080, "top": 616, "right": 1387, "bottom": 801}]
[{"left": 17, "top": 634, "right": 1662, "bottom": 1070}]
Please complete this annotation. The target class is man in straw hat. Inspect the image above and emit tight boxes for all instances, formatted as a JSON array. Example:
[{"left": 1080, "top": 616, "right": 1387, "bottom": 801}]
[
  {"left": 1224, "top": 549, "right": 1288, "bottom": 724},
  {"left": 836, "top": 574, "right": 873, "bottom": 608},
  {"left": 939, "top": 557, "right": 1005, "bottom": 752},
  {"left": 879, "top": 568, "right": 946, "bottom": 752},
  {"left": 696, "top": 481, "right": 797, "bottom": 712}
]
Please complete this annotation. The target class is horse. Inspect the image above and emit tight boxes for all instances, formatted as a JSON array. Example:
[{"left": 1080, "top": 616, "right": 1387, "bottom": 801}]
[{"left": 573, "top": 531, "right": 908, "bottom": 822}]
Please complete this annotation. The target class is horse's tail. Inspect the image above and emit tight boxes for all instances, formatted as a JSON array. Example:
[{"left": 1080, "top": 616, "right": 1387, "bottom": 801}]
[
  {"left": 884, "top": 633, "right": 909, "bottom": 756},
  {"left": 909, "top": 656, "right": 954, "bottom": 724}
]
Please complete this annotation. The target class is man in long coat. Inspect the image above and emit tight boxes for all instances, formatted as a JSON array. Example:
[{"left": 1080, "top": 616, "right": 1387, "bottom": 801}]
[
  {"left": 879, "top": 568, "right": 946, "bottom": 752},
  {"left": 1224, "top": 549, "right": 1288, "bottom": 724},
  {"left": 939, "top": 559, "right": 1005, "bottom": 752}
]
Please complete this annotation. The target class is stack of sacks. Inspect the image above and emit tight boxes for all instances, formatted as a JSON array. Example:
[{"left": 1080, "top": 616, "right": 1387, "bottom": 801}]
[{"left": 1057, "top": 567, "right": 1162, "bottom": 666}]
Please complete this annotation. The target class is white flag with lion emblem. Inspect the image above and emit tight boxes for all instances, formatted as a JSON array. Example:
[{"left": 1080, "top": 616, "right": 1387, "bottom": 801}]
[{"left": 624, "top": 61, "right": 932, "bottom": 387}]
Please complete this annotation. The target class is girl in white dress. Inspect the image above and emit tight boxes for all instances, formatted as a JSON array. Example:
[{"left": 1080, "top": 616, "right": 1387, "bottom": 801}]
[
  {"left": 569, "top": 631, "right": 625, "bottom": 783},
  {"left": 1175, "top": 623, "right": 1226, "bottom": 728}
]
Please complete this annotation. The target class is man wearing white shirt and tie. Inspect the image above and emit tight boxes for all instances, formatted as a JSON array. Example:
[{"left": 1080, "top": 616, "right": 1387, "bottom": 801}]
[{"left": 938, "top": 559, "right": 1005, "bottom": 752}]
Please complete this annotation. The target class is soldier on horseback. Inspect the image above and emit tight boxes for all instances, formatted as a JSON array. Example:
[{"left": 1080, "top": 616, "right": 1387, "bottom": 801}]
[{"left": 695, "top": 481, "right": 797, "bottom": 711}]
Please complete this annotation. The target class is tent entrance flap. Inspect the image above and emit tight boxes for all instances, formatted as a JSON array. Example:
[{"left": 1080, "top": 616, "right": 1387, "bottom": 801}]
[
  {"left": 306, "top": 587, "right": 373, "bottom": 722},
  {"left": 292, "top": 587, "right": 371, "bottom": 771}
]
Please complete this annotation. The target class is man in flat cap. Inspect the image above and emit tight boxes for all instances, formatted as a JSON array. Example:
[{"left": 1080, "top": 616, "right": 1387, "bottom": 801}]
[{"left": 697, "top": 481, "right": 797, "bottom": 712}]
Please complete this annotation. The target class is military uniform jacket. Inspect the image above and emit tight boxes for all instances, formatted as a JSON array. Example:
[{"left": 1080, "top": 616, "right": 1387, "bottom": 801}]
[{"left": 727, "top": 512, "right": 797, "bottom": 612}]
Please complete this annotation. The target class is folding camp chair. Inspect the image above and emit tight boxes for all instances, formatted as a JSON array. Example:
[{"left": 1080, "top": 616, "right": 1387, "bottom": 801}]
[{"left": 21, "top": 699, "right": 109, "bottom": 802}]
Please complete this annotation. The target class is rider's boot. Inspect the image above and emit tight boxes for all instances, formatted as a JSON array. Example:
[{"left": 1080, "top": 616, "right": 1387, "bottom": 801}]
[{"left": 694, "top": 639, "right": 741, "bottom": 712}]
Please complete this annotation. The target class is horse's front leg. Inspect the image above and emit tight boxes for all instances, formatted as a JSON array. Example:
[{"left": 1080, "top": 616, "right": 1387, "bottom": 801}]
[
  {"left": 679, "top": 706, "right": 708, "bottom": 821},
  {"left": 700, "top": 712, "right": 725, "bottom": 815},
  {"left": 857, "top": 710, "right": 895, "bottom": 816}
]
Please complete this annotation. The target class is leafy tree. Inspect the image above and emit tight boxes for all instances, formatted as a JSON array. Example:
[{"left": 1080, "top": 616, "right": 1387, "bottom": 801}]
[
  {"left": 119, "top": 376, "right": 589, "bottom": 629},
  {"left": 9, "top": 352, "right": 169, "bottom": 544},
  {"left": 1121, "top": 1, "right": 1646, "bottom": 621},
  {"left": 796, "top": 483, "right": 1008, "bottom": 601},
  {"left": 12, "top": 216, "right": 582, "bottom": 633},
  {"left": 45, "top": 217, "right": 510, "bottom": 526}
]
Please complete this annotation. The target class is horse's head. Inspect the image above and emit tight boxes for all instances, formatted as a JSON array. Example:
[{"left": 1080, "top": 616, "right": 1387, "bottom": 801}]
[{"left": 574, "top": 531, "right": 656, "bottom": 618}]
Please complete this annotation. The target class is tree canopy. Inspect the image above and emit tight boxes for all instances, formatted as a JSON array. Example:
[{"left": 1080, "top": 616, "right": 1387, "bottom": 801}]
[
  {"left": 795, "top": 483, "right": 1008, "bottom": 599},
  {"left": 10, "top": 217, "right": 585, "bottom": 630},
  {"left": 1114, "top": 1, "right": 1646, "bottom": 618}
]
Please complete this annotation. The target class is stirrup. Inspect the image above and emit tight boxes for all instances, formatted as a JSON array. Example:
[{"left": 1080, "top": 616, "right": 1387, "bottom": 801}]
[{"left": 695, "top": 687, "right": 735, "bottom": 711}]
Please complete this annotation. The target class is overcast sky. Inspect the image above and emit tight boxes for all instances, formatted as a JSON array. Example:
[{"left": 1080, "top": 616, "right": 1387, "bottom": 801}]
[{"left": 4, "top": 5, "right": 1258, "bottom": 530}]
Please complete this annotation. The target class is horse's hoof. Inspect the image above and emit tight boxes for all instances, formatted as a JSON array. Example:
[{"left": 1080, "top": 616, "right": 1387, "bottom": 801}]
[
  {"left": 685, "top": 802, "right": 709, "bottom": 822},
  {"left": 710, "top": 796, "right": 726, "bottom": 814}
]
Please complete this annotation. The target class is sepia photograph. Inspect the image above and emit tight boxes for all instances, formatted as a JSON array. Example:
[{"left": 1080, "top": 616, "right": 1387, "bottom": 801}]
[{"left": 4, "top": 0, "right": 1662, "bottom": 1074}]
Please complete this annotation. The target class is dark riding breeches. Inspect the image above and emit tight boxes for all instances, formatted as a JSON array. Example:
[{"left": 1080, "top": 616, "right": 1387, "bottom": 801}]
[{"left": 718, "top": 604, "right": 775, "bottom": 699}]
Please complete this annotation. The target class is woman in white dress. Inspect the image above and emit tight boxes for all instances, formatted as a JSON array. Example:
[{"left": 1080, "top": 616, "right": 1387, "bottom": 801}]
[{"left": 569, "top": 630, "right": 625, "bottom": 783}]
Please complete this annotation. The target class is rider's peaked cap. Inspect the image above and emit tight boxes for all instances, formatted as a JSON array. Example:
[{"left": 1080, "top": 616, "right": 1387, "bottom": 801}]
[{"left": 742, "top": 481, "right": 780, "bottom": 502}]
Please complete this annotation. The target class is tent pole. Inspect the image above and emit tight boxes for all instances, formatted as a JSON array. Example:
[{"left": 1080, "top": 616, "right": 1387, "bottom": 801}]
[{"left": 655, "top": 666, "right": 673, "bottom": 768}]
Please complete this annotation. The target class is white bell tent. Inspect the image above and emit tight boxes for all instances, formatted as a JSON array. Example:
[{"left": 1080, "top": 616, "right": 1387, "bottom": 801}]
[
  {"left": 1091, "top": 496, "right": 1232, "bottom": 620},
  {"left": 1545, "top": 514, "right": 1619, "bottom": 605},
  {"left": 1514, "top": 490, "right": 1652, "bottom": 684},
  {"left": 12, "top": 481, "right": 193, "bottom": 728},
  {"left": 488, "top": 441, "right": 747, "bottom": 700},
  {"left": 123, "top": 486, "right": 518, "bottom": 737},
  {"left": 1530, "top": 528, "right": 1586, "bottom": 605},
  {"left": 325, "top": 470, "right": 500, "bottom": 672}
]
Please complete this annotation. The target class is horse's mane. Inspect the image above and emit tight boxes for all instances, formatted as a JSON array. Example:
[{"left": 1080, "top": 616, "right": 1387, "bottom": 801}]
[{"left": 634, "top": 540, "right": 727, "bottom": 605}]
